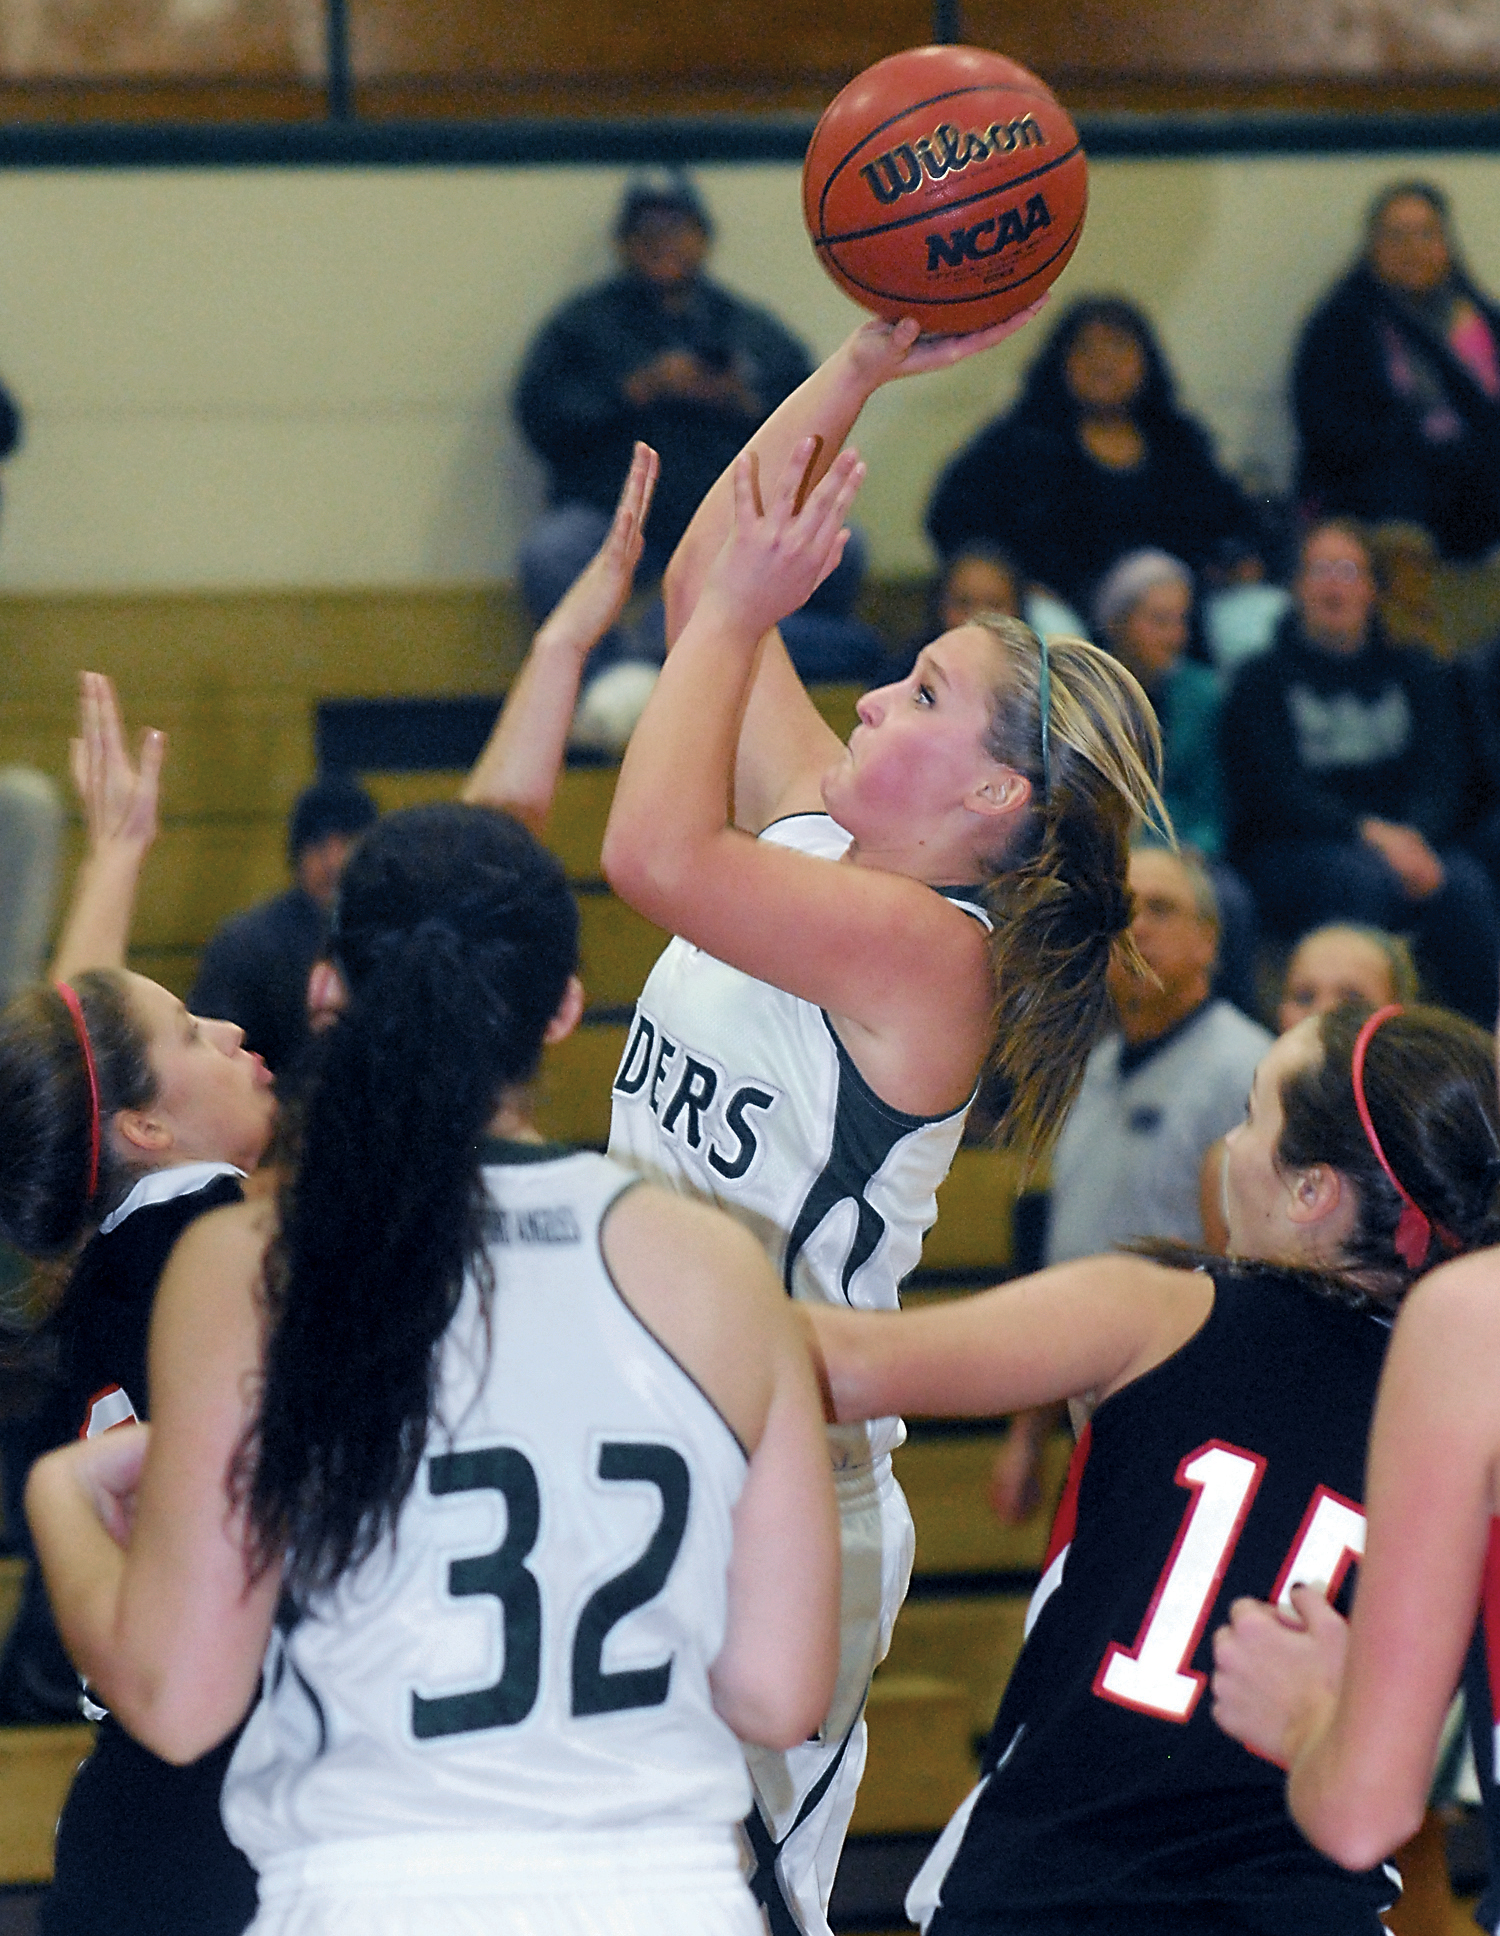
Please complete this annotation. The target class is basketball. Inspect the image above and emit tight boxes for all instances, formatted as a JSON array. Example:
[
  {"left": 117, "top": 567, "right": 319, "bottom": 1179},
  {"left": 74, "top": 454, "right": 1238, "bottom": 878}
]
[{"left": 802, "top": 44, "right": 1088, "bottom": 335}]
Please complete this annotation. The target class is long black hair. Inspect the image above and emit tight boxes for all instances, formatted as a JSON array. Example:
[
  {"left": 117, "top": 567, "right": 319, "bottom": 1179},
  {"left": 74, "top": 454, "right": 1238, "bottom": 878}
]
[
  {"left": 239, "top": 803, "right": 579, "bottom": 1597},
  {"left": 1013, "top": 295, "right": 1180, "bottom": 431}
]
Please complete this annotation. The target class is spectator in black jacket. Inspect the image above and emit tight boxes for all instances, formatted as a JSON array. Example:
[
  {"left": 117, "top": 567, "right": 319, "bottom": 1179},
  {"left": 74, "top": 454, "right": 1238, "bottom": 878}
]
[
  {"left": 513, "top": 173, "right": 813, "bottom": 677},
  {"left": 188, "top": 775, "right": 376, "bottom": 1086},
  {"left": 925, "top": 295, "right": 1268, "bottom": 618},
  {"left": 1293, "top": 181, "right": 1500, "bottom": 569},
  {"left": 1221, "top": 519, "right": 1500, "bottom": 1023}
]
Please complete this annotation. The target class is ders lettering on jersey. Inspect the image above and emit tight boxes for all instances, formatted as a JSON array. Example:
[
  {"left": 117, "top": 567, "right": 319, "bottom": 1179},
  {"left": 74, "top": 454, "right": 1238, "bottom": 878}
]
[{"left": 614, "top": 1007, "right": 781, "bottom": 1184}]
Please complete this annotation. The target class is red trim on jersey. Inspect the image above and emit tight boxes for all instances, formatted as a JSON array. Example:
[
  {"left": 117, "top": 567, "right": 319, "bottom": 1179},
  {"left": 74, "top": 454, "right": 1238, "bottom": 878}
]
[
  {"left": 79, "top": 1382, "right": 140, "bottom": 1439},
  {"left": 1043, "top": 1420, "right": 1092, "bottom": 1571},
  {"left": 1483, "top": 1518, "right": 1500, "bottom": 1711}
]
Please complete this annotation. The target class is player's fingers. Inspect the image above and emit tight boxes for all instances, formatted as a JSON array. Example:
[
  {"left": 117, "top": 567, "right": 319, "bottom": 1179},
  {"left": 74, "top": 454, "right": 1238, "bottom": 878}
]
[
  {"left": 918, "top": 297, "right": 1050, "bottom": 366},
  {"left": 811, "top": 526, "right": 852, "bottom": 593},
  {"left": 802, "top": 450, "right": 865, "bottom": 541},
  {"left": 96, "top": 672, "right": 129, "bottom": 773},
  {"left": 136, "top": 728, "right": 166, "bottom": 807},
  {"left": 791, "top": 435, "right": 825, "bottom": 516},
  {"left": 767, "top": 437, "right": 821, "bottom": 521},
  {"left": 618, "top": 441, "right": 657, "bottom": 527},
  {"left": 737, "top": 450, "right": 765, "bottom": 522},
  {"left": 635, "top": 443, "right": 660, "bottom": 524},
  {"left": 1287, "top": 1581, "right": 1334, "bottom": 1629}
]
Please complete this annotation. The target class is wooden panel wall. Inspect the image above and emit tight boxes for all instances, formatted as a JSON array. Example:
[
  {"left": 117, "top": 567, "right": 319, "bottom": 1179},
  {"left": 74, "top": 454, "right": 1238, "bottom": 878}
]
[
  {"left": 3, "top": 0, "right": 1499, "bottom": 117},
  {"left": 0, "top": 586, "right": 529, "bottom": 994}
]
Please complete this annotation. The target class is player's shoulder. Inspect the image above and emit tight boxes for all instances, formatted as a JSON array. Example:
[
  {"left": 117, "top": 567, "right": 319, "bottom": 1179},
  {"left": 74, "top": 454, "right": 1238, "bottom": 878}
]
[
  {"left": 603, "top": 1185, "right": 789, "bottom": 1448},
  {"left": 160, "top": 1195, "right": 276, "bottom": 1297},
  {"left": 1401, "top": 1247, "right": 1500, "bottom": 1337},
  {"left": 605, "top": 1182, "right": 774, "bottom": 1297}
]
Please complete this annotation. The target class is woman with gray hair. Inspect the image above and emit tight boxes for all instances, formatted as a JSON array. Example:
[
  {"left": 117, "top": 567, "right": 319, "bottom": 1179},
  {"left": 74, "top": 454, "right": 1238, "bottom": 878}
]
[{"left": 1095, "top": 549, "right": 1259, "bottom": 1016}]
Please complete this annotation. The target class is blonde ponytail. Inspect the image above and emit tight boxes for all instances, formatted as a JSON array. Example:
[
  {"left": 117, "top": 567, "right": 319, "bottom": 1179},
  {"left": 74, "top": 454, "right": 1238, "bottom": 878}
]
[{"left": 973, "top": 620, "right": 1169, "bottom": 1152}]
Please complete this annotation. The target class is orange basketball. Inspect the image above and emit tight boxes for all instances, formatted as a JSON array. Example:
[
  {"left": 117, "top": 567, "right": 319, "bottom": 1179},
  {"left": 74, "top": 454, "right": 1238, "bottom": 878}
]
[{"left": 802, "top": 45, "right": 1088, "bottom": 335}]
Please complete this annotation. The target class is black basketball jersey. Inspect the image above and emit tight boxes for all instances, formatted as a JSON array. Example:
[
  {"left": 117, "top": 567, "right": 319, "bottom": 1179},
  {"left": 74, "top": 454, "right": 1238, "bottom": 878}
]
[
  {"left": 925, "top": 1264, "right": 1397, "bottom": 1936},
  {"left": 21, "top": 1166, "right": 261, "bottom": 1936},
  {"left": 1463, "top": 1535, "right": 1500, "bottom": 1934}
]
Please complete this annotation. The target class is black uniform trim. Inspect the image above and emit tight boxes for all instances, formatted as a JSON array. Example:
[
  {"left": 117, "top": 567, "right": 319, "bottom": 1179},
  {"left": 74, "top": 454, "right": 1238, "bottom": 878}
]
[
  {"left": 743, "top": 1716, "right": 862, "bottom": 1936},
  {"left": 782, "top": 1019, "right": 951, "bottom": 1305}
]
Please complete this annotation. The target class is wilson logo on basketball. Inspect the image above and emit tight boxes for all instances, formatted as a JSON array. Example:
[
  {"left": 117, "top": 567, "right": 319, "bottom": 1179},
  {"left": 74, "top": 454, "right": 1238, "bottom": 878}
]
[
  {"left": 858, "top": 117, "right": 1046, "bottom": 206},
  {"left": 925, "top": 192, "right": 1052, "bottom": 272}
]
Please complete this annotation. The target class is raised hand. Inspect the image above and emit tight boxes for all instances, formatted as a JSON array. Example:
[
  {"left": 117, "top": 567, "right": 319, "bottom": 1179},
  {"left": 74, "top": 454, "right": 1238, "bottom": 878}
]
[
  {"left": 845, "top": 299, "right": 1050, "bottom": 392},
  {"left": 535, "top": 442, "right": 660, "bottom": 664},
  {"left": 69, "top": 670, "right": 165, "bottom": 859},
  {"left": 52, "top": 673, "right": 168, "bottom": 979},
  {"left": 698, "top": 437, "right": 866, "bottom": 645}
]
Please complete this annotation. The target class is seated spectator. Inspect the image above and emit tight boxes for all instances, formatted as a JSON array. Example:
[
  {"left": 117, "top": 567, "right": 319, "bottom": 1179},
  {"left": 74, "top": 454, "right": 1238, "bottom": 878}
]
[
  {"left": 992, "top": 844, "right": 1271, "bottom": 1518},
  {"left": 893, "top": 543, "right": 1087, "bottom": 688},
  {"left": 1093, "top": 549, "right": 1258, "bottom": 1014},
  {"left": 513, "top": 173, "right": 813, "bottom": 689},
  {"left": 1275, "top": 921, "right": 1420, "bottom": 1032},
  {"left": 1200, "top": 536, "right": 1293, "bottom": 676},
  {"left": 1449, "top": 621, "right": 1500, "bottom": 898},
  {"left": 188, "top": 775, "right": 376, "bottom": 1084},
  {"left": 1367, "top": 518, "right": 1447, "bottom": 654},
  {"left": 1221, "top": 517, "right": 1500, "bottom": 1024},
  {"left": 925, "top": 295, "right": 1269, "bottom": 617},
  {"left": 1046, "top": 845, "right": 1272, "bottom": 1263},
  {"left": 1294, "top": 181, "right": 1500, "bottom": 575}
]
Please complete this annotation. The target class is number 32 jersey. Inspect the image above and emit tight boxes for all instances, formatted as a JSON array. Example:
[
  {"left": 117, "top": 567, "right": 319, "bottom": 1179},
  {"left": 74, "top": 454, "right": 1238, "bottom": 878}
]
[
  {"left": 222, "top": 1144, "right": 752, "bottom": 1864},
  {"left": 923, "top": 1264, "right": 1397, "bottom": 1932}
]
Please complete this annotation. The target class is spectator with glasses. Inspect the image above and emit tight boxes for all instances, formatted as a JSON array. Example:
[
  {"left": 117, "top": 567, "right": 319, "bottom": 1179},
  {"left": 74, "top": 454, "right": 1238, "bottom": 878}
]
[{"left": 1221, "top": 518, "right": 1500, "bottom": 1024}]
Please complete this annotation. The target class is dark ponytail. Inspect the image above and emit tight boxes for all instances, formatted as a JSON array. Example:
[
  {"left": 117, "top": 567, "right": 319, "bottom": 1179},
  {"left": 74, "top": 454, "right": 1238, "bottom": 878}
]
[
  {"left": 0, "top": 971, "right": 155, "bottom": 1264},
  {"left": 974, "top": 620, "right": 1168, "bottom": 1152},
  {"left": 1278, "top": 1000, "right": 1500, "bottom": 1294},
  {"left": 241, "top": 804, "right": 579, "bottom": 1597}
]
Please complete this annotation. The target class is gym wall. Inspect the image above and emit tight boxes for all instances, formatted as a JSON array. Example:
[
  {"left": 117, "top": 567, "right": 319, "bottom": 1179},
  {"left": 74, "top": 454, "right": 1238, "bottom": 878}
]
[{"left": 2, "top": 147, "right": 1499, "bottom": 594}]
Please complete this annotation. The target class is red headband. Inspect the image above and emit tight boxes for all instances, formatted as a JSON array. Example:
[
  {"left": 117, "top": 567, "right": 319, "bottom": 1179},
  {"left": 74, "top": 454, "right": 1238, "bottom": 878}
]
[
  {"left": 55, "top": 981, "right": 101, "bottom": 1206},
  {"left": 1350, "top": 1003, "right": 1458, "bottom": 1270}
]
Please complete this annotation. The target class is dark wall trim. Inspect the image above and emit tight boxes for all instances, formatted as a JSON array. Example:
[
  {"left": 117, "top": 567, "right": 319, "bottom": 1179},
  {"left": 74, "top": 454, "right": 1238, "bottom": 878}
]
[{"left": 1, "top": 109, "right": 1499, "bottom": 170}]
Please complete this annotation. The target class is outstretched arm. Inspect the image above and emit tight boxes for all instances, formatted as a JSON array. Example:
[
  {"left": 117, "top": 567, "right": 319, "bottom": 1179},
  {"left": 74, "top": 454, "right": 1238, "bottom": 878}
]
[
  {"left": 662, "top": 310, "right": 1046, "bottom": 833},
  {"left": 51, "top": 672, "right": 165, "bottom": 982},
  {"left": 1211, "top": 1251, "right": 1500, "bottom": 1869},
  {"left": 26, "top": 1202, "right": 280, "bottom": 1762},
  {"left": 805, "top": 1255, "right": 1213, "bottom": 1427},
  {"left": 463, "top": 443, "right": 658, "bottom": 834}
]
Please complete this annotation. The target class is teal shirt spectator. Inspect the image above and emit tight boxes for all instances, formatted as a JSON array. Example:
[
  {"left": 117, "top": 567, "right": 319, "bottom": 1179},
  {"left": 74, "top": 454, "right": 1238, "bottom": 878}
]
[{"left": 1152, "top": 657, "right": 1226, "bottom": 858}]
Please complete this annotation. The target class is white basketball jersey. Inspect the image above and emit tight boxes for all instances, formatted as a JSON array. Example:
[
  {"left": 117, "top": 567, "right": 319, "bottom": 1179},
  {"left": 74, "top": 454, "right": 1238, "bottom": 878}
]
[
  {"left": 222, "top": 1145, "right": 751, "bottom": 1866},
  {"left": 608, "top": 814, "right": 986, "bottom": 1469}
]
